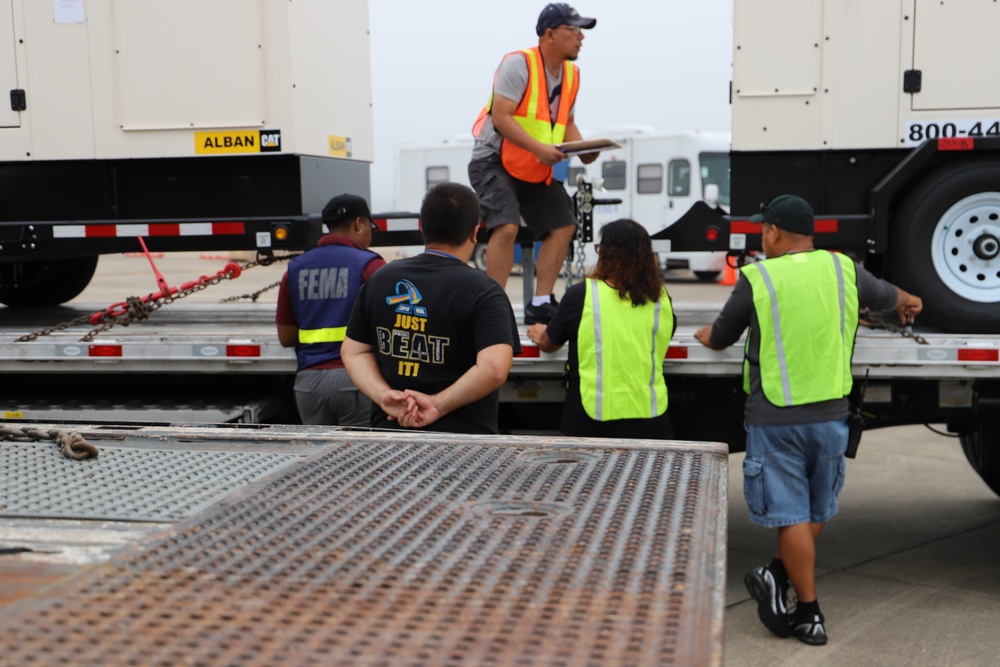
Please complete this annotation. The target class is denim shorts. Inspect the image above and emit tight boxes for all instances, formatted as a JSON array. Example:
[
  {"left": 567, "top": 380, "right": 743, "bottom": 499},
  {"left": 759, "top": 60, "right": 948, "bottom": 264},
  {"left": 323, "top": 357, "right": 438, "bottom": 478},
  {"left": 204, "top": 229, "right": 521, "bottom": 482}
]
[{"left": 743, "top": 420, "right": 848, "bottom": 527}]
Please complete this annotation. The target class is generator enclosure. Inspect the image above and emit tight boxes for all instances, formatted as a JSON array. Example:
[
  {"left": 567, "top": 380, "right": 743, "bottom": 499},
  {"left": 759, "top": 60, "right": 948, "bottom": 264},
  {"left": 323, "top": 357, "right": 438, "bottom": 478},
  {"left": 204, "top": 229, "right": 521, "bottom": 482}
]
[
  {"left": 732, "top": 0, "right": 1000, "bottom": 153},
  {"left": 0, "top": 0, "right": 374, "bottom": 220},
  {"left": 659, "top": 0, "right": 1000, "bottom": 333}
]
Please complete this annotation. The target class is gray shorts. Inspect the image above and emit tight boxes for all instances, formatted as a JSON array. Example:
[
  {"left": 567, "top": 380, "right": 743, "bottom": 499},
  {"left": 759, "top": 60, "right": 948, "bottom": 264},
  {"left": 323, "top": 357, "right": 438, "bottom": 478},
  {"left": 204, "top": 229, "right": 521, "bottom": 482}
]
[
  {"left": 468, "top": 153, "right": 576, "bottom": 239},
  {"left": 294, "top": 367, "right": 371, "bottom": 427}
]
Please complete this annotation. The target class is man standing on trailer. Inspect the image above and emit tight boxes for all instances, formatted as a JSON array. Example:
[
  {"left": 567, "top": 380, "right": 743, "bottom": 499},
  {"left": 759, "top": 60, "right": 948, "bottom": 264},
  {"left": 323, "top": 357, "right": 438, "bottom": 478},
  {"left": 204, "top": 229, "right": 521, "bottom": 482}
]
[
  {"left": 695, "top": 195, "right": 922, "bottom": 645},
  {"left": 276, "top": 194, "right": 385, "bottom": 426},
  {"left": 468, "top": 3, "right": 600, "bottom": 324}
]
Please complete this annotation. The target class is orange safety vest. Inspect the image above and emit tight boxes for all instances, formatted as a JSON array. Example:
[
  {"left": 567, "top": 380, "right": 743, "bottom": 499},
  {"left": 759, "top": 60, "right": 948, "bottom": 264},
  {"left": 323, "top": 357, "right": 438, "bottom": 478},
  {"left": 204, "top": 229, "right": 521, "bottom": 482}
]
[{"left": 472, "top": 47, "right": 579, "bottom": 185}]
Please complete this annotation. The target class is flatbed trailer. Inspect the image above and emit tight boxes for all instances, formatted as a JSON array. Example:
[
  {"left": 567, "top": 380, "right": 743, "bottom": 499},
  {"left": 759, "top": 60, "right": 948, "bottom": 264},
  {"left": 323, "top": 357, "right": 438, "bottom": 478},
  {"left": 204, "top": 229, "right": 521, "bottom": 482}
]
[
  {"left": 6, "top": 302, "right": 996, "bottom": 379},
  {"left": 0, "top": 422, "right": 727, "bottom": 666},
  {"left": 2, "top": 301, "right": 1000, "bottom": 495}
]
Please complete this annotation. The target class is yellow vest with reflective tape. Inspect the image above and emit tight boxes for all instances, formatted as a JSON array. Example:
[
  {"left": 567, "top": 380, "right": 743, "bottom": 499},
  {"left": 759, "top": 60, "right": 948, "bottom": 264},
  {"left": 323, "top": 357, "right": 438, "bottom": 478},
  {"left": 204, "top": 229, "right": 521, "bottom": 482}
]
[
  {"left": 741, "top": 250, "right": 859, "bottom": 406},
  {"left": 578, "top": 280, "right": 672, "bottom": 421}
]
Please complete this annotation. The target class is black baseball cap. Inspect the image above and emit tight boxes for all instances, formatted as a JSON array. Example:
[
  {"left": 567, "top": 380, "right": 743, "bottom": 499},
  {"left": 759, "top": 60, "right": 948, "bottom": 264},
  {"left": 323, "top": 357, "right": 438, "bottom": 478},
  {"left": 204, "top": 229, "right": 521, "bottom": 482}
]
[
  {"left": 322, "top": 194, "right": 372, "bottom": 227},
  {"left": 536, "top": 3, "right": 596, "bottom": 36},
  {"left": 749, "top": 194, "right": 814, "bottom": 235}
]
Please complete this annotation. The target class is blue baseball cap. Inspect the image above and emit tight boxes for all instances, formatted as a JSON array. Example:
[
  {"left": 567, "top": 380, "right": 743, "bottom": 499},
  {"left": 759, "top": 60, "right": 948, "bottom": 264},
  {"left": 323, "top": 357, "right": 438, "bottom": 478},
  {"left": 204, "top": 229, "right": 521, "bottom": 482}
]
[{"left": 536, "top": 3, "right": 596, "bottom": 36}]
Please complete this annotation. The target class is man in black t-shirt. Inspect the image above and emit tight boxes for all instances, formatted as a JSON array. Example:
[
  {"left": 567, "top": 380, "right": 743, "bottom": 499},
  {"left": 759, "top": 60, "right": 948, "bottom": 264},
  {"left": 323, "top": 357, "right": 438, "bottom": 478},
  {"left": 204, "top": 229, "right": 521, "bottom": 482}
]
[{"left": 343, "top": 183, "right": 521, "bottom": 434}]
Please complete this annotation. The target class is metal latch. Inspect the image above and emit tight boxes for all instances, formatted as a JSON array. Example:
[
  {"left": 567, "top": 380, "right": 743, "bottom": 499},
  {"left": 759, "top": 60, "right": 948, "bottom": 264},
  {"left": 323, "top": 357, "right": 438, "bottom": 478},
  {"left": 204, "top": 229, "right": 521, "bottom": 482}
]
[
  {"left": 903, "top": 70, "right": 922, "bottom": 94},
  {"left": 9, "top": 89, "right": 26, "bottom": 111}
]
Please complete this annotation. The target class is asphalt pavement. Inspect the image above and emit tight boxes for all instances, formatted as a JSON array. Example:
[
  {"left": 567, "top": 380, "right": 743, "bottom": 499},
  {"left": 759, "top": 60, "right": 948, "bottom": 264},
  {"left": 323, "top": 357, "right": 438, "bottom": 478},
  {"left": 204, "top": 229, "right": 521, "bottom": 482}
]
[{"left": 724, "top": 425, "right": 1000, "bottom": 666}]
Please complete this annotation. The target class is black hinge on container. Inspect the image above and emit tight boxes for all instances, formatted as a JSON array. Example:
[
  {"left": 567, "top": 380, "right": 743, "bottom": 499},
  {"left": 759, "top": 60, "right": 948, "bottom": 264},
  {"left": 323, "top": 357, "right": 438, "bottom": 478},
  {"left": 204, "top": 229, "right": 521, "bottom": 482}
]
[
  {"left": 10, "top": 89, "right": 26, "bottom": 111},
  {"left": 903, "top": 70, "right": 922, "bottom": 94}
]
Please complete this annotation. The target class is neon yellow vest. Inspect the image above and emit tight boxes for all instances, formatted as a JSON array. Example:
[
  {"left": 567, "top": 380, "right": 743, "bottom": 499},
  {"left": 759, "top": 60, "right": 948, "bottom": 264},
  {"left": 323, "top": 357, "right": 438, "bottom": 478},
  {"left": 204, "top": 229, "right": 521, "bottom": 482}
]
[
  {"left": 741, "top": 251, "right": 859, "bottom": 406},
  {"left": 578, "top": 280, "right": 672, "bottom": 421}
]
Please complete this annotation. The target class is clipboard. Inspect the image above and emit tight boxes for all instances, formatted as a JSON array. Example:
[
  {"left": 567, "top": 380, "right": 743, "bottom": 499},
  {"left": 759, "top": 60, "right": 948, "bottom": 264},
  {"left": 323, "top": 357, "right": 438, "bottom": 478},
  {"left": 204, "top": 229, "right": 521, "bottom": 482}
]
[{"left": 556, "top": 138, "right": 621, "bottom": 156}]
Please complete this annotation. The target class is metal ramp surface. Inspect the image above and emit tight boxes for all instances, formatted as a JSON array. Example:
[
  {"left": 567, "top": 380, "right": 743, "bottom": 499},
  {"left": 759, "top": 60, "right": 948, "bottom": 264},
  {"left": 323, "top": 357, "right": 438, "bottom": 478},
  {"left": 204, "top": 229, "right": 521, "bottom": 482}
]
[
  {"left": 0, "top": 442, "right": 305, "bottom": 522},
  {"left": 0, "top": 427, "right": 727, "bottom": 666}
]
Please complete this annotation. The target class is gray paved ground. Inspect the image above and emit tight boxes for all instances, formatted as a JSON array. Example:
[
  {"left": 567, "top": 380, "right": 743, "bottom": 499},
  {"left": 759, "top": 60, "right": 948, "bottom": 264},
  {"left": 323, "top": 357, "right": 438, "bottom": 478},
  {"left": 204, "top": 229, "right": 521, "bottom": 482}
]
[{"left": 725, "top": 426, "right": 1000, "bottom": 666}]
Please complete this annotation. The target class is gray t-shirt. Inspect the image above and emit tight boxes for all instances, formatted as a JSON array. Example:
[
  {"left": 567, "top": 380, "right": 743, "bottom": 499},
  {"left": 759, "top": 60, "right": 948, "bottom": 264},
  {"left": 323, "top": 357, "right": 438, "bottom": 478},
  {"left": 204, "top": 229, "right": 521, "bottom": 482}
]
[
  {"left": 709, "top": 253, "right": 899, "bottom": 425},
  {"left": 471, "top": 52, "right": 576, "bottom": 161}
]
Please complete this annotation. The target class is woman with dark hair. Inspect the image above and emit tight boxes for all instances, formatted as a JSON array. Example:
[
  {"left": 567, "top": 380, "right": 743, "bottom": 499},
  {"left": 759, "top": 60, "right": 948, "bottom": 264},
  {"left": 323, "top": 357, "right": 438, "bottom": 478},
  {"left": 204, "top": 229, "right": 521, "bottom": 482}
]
[{"left": 527, "top": 218, "right": 676, "bottom": 438}]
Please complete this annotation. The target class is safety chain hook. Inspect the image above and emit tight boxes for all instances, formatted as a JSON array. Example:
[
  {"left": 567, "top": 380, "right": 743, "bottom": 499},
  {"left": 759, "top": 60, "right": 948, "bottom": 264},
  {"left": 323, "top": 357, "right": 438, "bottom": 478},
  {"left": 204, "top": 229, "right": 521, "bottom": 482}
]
[
  {"left": 565, "top": 176, "right": 594, "bottom": 287},
  {"left": 860, "top": 311, "right": 930, "bottom": 345},
  {"left": 0, "top": 425, "right": 99, "bottom": 460},
  {"left": 15, "top": 252, "right": 299, "bottom": 342},
  {"left": 218, "top": 280, "right": 283, "bottom": 303}
]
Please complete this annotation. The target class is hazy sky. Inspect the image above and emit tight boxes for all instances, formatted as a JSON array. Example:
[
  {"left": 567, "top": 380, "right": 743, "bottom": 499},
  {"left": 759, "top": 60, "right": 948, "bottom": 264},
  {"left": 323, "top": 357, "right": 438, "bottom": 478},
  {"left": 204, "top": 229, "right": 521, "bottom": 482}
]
[{"left": 368, "top": 0, "right": 734, "bottom": 210}]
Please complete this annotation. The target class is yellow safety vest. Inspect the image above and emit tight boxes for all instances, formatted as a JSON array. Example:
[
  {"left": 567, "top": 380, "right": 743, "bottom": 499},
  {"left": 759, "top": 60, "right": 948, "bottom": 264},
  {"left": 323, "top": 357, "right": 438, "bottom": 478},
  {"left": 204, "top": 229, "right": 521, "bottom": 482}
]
[
  {"left": 578, "top": 280, "right": 672, "bottom": 421},
  {"left": 741, "top": 251, "right": 859, "bottom": 406}
]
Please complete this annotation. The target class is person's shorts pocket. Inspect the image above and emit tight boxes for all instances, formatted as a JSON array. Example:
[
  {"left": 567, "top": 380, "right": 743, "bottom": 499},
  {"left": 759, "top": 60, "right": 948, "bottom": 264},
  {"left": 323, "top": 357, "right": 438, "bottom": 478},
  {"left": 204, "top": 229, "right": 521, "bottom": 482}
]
[
  {"left": 831, "top": 453, "right": 846, "bottom": 498},
  {"left": 743, "top": 458, "right": 765, "bottom": 515}
]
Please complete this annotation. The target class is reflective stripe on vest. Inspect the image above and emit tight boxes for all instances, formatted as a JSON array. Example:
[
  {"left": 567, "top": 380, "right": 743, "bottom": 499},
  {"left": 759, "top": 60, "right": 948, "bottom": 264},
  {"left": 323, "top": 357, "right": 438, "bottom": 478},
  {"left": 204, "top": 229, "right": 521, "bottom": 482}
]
[
  {"left": 288, "top": 243, "right": 378, "bottom": 372},
  {"left": 472, "top": 47, "right": 579, "bottom": 185},
  {"left": 298, "top": 326, "right": 347, "bottom": 345},
  {"left": 578, "top": 280, "right": 672, "bottom": 421},
  {"left": 741, "top": 251, "right": 859, "bottom": 406}
]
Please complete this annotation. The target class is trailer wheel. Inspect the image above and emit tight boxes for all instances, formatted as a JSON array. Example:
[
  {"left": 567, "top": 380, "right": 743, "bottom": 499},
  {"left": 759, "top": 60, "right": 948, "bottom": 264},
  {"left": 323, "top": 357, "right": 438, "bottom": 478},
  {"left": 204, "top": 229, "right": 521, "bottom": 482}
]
[
  {"left": 959, "top": 426, "right": 1000, "bottom": 498},
  {"left": 889, "top": 161, "right": 1000, "bottom": 332},
  {"left": 472, "top": 244, "right": 488, "bottom": 272},
  {"left": 0, "top": 256, "right": 99, "bottom": 307}
]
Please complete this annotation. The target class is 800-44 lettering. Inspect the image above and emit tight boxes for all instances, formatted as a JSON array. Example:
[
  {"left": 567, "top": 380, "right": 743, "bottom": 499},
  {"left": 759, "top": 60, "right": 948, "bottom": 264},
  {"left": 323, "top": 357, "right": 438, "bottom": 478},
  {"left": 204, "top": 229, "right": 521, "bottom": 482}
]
[{"left": 905, "top": 119, "right": 1000, "bottom": 146}]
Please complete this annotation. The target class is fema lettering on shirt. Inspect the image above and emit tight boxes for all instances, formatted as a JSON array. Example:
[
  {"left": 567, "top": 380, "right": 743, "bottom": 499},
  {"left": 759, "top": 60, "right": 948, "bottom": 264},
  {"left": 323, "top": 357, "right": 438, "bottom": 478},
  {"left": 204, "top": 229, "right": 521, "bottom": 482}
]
[
  {"left": 376, "top": 281, "right": 450, "bottom": 378},
  {"left": 298, "top": 267, "right": 351, "bottom": 300}
]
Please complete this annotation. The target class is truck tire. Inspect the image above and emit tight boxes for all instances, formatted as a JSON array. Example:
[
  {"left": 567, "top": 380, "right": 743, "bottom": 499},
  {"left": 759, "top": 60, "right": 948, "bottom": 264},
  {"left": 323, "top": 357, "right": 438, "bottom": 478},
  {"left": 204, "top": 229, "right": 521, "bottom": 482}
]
[
  {"left": 889, "top": 161, "right": 1000, "bottom": 332},
  {"left": 0, "top": 256, "right": 99, "bottom": 307},
  {"left": 959, "top": 426, "right": 1000, "bottom": 498}
]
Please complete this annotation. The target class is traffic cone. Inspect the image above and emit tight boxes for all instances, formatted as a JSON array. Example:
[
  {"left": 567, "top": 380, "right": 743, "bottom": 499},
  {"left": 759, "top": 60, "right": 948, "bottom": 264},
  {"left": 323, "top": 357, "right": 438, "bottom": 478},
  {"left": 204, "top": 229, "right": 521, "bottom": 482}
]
[{"left": 720, "top": 260, "right": 738, "bottom": 286}]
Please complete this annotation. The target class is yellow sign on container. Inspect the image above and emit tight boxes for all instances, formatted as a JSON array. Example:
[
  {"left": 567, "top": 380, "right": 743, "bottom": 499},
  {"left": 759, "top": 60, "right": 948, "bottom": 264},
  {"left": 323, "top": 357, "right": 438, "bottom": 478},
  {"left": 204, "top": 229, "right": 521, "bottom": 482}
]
[
  {"left": 195, "top": 129, "right": 282, "bottom": 155},
  {"left": 328, "top": 135, "right": 353, "bottom": 158}
]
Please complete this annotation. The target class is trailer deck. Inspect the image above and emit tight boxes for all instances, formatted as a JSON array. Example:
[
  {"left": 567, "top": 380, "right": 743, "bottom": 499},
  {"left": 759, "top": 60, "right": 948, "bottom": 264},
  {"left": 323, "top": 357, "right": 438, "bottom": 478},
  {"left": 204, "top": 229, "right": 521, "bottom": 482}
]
[{"left": 1, "top": 302, "right": 998, "bottom": 379}]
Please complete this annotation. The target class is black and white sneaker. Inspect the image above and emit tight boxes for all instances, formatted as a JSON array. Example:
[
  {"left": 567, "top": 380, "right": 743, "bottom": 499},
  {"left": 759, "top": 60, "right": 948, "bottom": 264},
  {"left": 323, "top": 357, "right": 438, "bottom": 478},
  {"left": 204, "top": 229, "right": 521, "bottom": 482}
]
[
  {"left": 790, "top": 610, "right": 828, "bottom": 646},
  {"left": 744, "top": 565, "right": 791, "bottom": 637},
  {"left": 524, "top": 295, "right": 559, "bottom": 325}
]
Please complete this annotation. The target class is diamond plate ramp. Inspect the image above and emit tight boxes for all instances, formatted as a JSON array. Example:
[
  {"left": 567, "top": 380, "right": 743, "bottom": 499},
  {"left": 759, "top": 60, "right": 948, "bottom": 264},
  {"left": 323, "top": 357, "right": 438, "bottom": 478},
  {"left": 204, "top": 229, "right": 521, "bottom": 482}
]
[
  {"left": 0, "top": 433, "right": 728, "bottom": 666},
  {"left": 0, "top": 443, "right": 304, "bottom": 522}
]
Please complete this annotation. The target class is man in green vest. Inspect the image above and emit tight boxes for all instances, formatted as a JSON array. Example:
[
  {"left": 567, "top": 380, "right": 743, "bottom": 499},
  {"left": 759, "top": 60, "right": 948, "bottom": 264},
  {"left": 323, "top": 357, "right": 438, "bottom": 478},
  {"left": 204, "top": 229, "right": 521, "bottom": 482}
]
[{"left": 695, "top": 194, "right": 922, "bottom": 646}]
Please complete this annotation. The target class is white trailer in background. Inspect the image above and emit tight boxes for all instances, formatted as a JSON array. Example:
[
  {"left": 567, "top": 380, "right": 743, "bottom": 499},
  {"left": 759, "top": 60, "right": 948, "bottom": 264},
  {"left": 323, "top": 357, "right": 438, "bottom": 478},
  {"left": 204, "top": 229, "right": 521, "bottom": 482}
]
[
  {"left": 395, "top": 138, "right": 475, "bottom": 216},
  {"left": 395, "top": 129, "right": 731, "bottom": 280}
]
